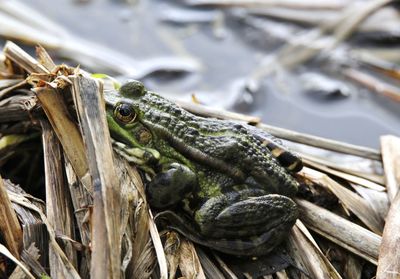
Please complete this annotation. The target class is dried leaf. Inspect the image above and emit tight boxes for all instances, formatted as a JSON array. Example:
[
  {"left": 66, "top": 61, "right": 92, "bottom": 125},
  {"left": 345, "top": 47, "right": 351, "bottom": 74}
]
[{"left": 0, "top": 244, "right": 34, "bottom": 279}]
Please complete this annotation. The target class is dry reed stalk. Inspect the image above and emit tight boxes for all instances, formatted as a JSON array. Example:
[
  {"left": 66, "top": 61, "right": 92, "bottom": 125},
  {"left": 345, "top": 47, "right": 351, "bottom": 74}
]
[
  {"left": 258, "top": 123, "right": 381, "bottom": 161},
  {"left": 34, "top": 86, "right": 91, "bottom": 189},
  {"left": 295, "top": 198, "right": 381, "bottom": 264},
  {"left": 6, "top": 182, "right": 81, "bottom": 279},
  {"left": 196, "top": 248, "right": 227, "bottom": 279},
  {"left": 343, "top": 254, "right": 363, "bottom": 279},
  {"left": 0, "top": 244, "right": 34, "bottom": 279},
  {"left": 64, "top": 161, "right": 92, "bottom": 278},
  {"left": 300, "top": 152, "right": 385, "bottom": 186},
  {"left": 300, "top": 167, "right": 384, "bottom": 234},
  {"left": 35, "top": 45, "right": 57, "bottom": 72},
  {"left": 352, "top": 184, "right": 389, "bottom": 222},
  {"left": 164, "top": 232, "right": 180, "bottom": 279},
  {"left": 41, "top": 120, "right": 77, "bottom": 277},
  {"left": 344, "top": 68, "right": 400, "bottom": 103},
  {"left": 3, "top": 41, "right": 48, "bottom": 74},
  {"left": 275, "top": 270, "right": 290, "bottom": 279},
  {"left": 380, "top": 135, "right": 400, "bottom": 202},
  {"left": 245, "top": 0, "right": 394, "bottom": 83},
  {"left": 2, "top": 182, "right": 49, "bottom": 276},
  {"left": 211, "top": 252, "right": 238, "bottom": 279},
  {"left": 70, "top": 75, "right": 121, "bottom": 278},
  {"left": 4, "top": 41, "right": 91, "bottom": 189},
  {"left": 376, "top": 135, "right": 400, "bottom": 279},
  {"left": 0, "top": 92, "right": 38, "bottom": 123},
  {"left": 163, "top": 232, "right": 208, "bottom": 278},
  {"left": 0, "top": 175, "right": 23, "bottom": 258},
  {"left": 185, "top": 0, "right": 346, "bottom": 9},
  {"left": 113, "top": 154, "right": 155, "bottom": 278},
  {"left": 304, "top": 158, "right": 385, "bottom": 191},
  {"left": 287, "top": 221, "right": 342, "bottom": 279},
  {"left": 354, "top": 51, "right": 400, "bottom": 80},
  {"left": 177, "top": 100, "right": 261, "bottom": 124},
  {"left": 149, "top": 210, "right": 168, "bottom": 279},
  {"left": 376, "top": 192, "right": 400, "bottom": 279},
  {"left": 0, "top": 79, "right": 26, "bottom": 100},
  {"left": 178, "top": 238, "right": 206, "bottom": 279},
  {"left": 9, "top": 244, "right": 40, "bottom": 279},
  {"left": 1, "top": 41, "right": 159, "bottom": 278}
]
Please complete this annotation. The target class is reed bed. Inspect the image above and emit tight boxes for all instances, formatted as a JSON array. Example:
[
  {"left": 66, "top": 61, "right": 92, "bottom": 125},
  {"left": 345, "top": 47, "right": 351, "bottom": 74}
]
[
  {"left": 0, "top": 41, "right": 398, "bottom": 279},
  {"left": 0, "top": 0, "right": 400, "bottom": 278}
]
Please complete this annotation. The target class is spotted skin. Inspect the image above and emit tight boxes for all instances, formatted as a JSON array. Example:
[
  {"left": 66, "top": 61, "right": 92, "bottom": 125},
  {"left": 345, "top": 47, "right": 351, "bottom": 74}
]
[{"left": 105, "top": 81, "right": 303, "bottom": 256}]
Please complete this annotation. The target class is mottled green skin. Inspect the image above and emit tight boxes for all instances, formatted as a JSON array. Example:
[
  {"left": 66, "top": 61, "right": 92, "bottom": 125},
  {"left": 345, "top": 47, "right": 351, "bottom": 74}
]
[{"left": 106, "top": 81, "right": 303, "bottom": 256}]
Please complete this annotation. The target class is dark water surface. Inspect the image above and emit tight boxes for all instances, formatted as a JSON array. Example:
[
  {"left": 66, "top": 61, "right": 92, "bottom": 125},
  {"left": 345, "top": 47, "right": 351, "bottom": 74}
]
[{"left": 20, "top": 0, "right": 400, "bottom": 148}]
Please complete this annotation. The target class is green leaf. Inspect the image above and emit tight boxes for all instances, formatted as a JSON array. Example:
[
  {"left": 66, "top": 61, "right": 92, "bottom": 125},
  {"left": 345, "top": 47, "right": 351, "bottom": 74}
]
[{"left": 91, "top": 73, "right": 121, "bottom": 90}]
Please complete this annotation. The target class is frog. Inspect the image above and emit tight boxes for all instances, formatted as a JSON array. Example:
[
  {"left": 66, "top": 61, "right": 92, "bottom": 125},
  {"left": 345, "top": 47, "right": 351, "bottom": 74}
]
[{"left": 105, "top": 81, "right": 303, "bottom": 256}]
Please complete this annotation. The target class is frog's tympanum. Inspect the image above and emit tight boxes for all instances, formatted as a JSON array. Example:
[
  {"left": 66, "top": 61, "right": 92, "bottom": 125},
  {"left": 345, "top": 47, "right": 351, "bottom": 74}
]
[{"left": 105, "top": 81, "right": 303, "bottom": 256}]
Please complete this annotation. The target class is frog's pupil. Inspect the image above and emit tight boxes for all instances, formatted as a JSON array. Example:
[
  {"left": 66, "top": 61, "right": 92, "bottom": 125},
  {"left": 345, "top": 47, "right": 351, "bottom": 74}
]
[{"left": 119, "top": 104, "right": 132, "bottom": 116}]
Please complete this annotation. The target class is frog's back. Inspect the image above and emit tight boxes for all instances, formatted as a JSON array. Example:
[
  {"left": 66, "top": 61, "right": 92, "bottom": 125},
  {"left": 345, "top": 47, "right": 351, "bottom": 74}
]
[{"left": 137, "top": 91, "right": 301, "bottom": 196}]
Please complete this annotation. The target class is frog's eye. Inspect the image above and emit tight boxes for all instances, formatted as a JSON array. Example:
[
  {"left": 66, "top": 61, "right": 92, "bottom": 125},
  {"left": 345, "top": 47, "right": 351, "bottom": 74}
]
[{"left": 114, "top": 103, "right": 137, "bottom": 124}]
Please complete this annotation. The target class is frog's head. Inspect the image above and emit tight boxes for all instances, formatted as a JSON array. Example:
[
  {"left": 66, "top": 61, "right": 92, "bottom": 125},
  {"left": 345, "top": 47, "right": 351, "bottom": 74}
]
[{"left": 106, "top": 81, "right": 160, "bottom": 166}]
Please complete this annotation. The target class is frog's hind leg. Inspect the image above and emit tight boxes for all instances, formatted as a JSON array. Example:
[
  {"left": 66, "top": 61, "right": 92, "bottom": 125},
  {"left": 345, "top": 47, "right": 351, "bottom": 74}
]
[
  {"left": 156, "top": 196, "right": 297, "bottom": 256},
  {"left": 196, "top": 192, "right": 297, "bottom": 238},
  {"left": 201, "top": 224, "right": 293, "bottom": 256},
  {"left": 193, "top": 191, "right": 298, "bottom": 255},
  {"left": 146, "top": 163, "right": 197, "bottom": 208}
]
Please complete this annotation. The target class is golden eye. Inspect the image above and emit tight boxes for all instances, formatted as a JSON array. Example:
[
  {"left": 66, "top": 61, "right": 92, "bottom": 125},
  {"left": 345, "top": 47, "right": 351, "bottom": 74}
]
[{"left": 114, "top": 103, "right": 136, "bottom": 123}]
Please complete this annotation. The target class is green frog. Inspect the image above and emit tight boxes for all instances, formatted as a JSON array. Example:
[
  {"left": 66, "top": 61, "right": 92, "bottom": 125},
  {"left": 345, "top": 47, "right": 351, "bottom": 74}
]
[{"left": 105, "top": 81, "right": 302, "bottom": 256}]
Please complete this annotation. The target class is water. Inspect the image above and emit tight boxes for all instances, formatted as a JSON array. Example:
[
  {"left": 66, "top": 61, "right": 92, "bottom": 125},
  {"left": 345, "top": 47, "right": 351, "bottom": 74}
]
[{"left": 18, "top": 0, "right": 400, "bottom": 148}]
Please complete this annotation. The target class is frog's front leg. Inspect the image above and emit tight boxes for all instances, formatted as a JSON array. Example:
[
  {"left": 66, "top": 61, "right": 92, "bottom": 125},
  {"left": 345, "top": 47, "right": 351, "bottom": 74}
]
[
  {"left": 194, "top": 189, "right": 298, "bottom": 255},
  {"left": 146, "top": 163, "right": 197, "bottom": 208}
]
